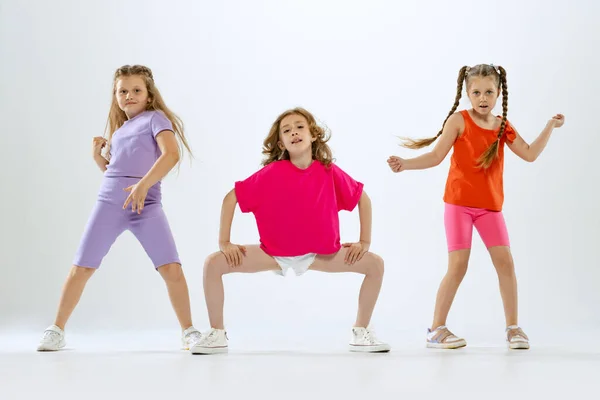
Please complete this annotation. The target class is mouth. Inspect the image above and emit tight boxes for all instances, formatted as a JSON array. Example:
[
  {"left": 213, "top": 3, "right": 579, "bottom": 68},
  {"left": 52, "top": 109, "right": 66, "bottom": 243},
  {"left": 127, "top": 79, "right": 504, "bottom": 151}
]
[
  {"left": 125, "top": 102, "right": 137, "bottom": 106},
  {"left": 479, "top": 105, "right": 489, "bottom": 109},
  {"left": 291, "top": 138, "right": 303, "bottom": 144}
]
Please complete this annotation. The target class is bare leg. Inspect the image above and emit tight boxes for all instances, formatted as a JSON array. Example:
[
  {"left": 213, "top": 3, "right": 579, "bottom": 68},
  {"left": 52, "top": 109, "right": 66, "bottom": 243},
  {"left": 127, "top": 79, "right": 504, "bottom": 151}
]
[
  {"left": 309, "top": 250, "right": 385, "bottom": 328},
  {"left": 203, "top": 245, "right": 279, "bottom": 329},
  {"left": 53, "top": 265, "right": 96, "bottom": 330},
  {"left": 157, "top": 263, "right": 194, "bottom": 330},
  {"left": 488, "top": 246, "right": 518, "bottom": 327},
  {"left": 431, "top": 249, "right": 470, "bottom": 329}
]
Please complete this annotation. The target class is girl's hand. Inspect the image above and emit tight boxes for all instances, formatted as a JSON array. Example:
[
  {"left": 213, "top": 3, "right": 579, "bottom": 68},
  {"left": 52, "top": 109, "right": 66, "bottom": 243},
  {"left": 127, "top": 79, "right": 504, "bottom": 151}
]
[
  {"left": 550, "top": 114, "right": 565, "bottom": 128},
  {"left": 219, "top": 241, "right": 247, "bottom": 267},
  {"left": 342, "top": 241, "right": 370, "bottom": 265},
  {"left": 387, "top": 155, "right": 406, "bottom": 173},
  {"left": 123, "top": 181, "right": 150, "bottom": 214},
  {"left": 92, "top": 136, "right": 107, "bottom": 156}
]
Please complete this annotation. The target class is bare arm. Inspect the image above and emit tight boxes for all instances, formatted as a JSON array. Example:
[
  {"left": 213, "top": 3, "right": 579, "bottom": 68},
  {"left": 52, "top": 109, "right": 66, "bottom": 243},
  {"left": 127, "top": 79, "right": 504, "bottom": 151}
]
[
  {"left": 357, "top": 191, "right": 372, "bottom": 246},
  {"left": 507, "top": 114, "right": 564, "bottom": 162},
  {"left": 218, "top": 188, "right": 247, "bottom": 267},
  {"left": 92, "top": 136, "right": 109, "bottom": 172},
  {"left": 388, "top": 113, "right": 462, "bottom": 173},
  {"left": 404, "top": 113, "right": 462, "bottom": 170},
  {"left": 219, "top": 189, "right": 238, "bottom": 246},
  {"left": 343, "top": 190, "right": 373, "bottom": 264},
  {"left": 94, "top": 154, "right": 109, "bottom": 172},
  {"left": 138, "top": 130, "right": 180, "bottom": 189}
]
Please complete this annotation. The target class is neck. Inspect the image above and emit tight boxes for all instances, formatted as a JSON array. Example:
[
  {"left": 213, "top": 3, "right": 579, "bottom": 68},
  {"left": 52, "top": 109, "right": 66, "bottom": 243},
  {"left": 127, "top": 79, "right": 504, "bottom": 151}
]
[
  {"left": 289, "top": 151, "right": 313, "bottom": 170},
  {"left": 470, "top": 108, "right": 495, "bottom": 122}
]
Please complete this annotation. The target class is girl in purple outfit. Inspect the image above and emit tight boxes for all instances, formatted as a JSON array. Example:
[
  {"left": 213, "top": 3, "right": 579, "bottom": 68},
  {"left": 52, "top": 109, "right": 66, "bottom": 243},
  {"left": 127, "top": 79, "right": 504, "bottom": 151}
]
[{"left": 37, "top": 65, "right": 202, "bottom": 351}]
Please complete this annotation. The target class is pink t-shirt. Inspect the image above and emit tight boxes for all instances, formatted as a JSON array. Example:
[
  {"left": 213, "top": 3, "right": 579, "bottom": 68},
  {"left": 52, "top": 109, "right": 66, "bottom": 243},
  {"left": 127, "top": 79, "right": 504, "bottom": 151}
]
[{"left": 235, "top": 160, "right": 364, "bottom": 257}]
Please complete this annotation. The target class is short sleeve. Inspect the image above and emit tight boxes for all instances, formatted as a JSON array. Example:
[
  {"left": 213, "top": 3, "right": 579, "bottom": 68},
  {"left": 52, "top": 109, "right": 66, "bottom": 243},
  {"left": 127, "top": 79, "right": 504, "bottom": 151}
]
[
  {"left": 331, "top": 164, "right": 364, "bottom": 212},
  {"left": 150, "top": 111, "right": 174, "bottom": 138},
  {"left": 503, "top": 120, "right": 516, "bottom": 144},
  {"left": 234, "top": 164, "right": 272, "bottom": 213}
]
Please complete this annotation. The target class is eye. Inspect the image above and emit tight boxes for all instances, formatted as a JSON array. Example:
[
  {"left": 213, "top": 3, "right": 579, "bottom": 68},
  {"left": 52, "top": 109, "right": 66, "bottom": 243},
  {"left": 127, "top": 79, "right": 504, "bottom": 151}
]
[
  {"left": 135, "top": 89, "right": 141, "bottom": 92},
  {"left": 283, "top": 129, "right": 290, "bottom": 133},
  {"left": 473, "top": 91, "right": 480, "bottom": 95},
  {"left": 486, "top": 90, "right": 493, "bottom": 95},
  {"left": 297, "top": 125, "right": 304, "bottom": 129},
  {"left": 120, "top": 90, "right": 126, "bottom": 94}
]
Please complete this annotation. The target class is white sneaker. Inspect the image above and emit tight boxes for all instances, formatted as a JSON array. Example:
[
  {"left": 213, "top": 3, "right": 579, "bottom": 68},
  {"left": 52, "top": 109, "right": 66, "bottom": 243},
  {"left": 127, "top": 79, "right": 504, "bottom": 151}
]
[
  {"left": 349, "top": 327, "right": 391, "bottom": 353},
  {"left": 190, "top": 328, "right": 228, "bottom": 355},
  {"left": 37, "top": 325, "right": 66, "bottom": 351},
  {"left": 181, "top": 327, "right": 203, "bottom": 350}
]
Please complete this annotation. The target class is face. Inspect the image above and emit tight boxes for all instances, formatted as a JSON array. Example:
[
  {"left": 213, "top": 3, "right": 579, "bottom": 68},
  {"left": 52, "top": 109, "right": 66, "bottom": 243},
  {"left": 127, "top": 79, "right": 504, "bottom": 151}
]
[
  {"left": 278, "top": 114, "right": 315, "bottom": 157},
  {"left": 115, "top": 75, "right": 150, "bottom": 118},
  {"left": 467, "top": 76, "right": 499, "bottom": 115}
]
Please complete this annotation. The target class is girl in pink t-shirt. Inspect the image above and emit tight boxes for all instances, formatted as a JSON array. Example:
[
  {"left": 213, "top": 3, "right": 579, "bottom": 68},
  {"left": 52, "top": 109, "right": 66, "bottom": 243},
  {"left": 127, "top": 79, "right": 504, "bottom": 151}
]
[{"left": 191, "top": 107, "right": 390, "bottom": 354}]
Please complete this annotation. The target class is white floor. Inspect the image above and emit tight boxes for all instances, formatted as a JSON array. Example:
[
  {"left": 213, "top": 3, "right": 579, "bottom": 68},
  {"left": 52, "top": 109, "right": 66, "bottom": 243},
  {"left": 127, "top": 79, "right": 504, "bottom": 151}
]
[{"left": 1, "top": 332, "right": 599, "bottom": 399}]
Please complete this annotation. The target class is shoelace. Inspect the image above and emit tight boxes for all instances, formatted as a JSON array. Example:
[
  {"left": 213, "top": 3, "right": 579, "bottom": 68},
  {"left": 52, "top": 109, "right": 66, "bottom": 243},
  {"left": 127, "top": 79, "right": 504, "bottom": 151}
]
[
  {"left": 42, "top": 330, "right": 60, "bottom": 342},
  {"left": 358, "top": 329, "right": 379, "bottom": 345},
  {"left": 185, "top": 331, "right": 203, "bottom": 344},
  {"left": 200, "top": 330, "right": 221, "bottom": 346}
]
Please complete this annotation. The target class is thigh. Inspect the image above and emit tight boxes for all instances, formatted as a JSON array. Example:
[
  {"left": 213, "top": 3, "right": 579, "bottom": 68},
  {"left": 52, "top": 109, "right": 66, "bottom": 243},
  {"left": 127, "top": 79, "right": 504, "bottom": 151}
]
[
  {"left": 208, "top": 245, "right": 281, "bottom": 275},
  {"left": 444, "top": 203, "right": 475, "bottom": 252},
  {"left": 73, "top": 201, "right": 127, "bottom": 268},
  {"left": 473, "top": 210, "right": 510, "bottom": 249},
  {"left": 309, "top": 249, "right": 382, "bottom": 274},
  {"left": 128, "top": 204, "right": 180, "bottom": 268}
]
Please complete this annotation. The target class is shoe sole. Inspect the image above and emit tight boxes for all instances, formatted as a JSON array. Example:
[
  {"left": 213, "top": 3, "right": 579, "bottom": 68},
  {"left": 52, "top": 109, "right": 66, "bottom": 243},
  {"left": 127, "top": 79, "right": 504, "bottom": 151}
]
[
  {"left": 190, "top": 346, "right": 228, "bottom": 355},
  {"left": 37, "top": 341, "right": 66, "bottom": 352},
  {"left": 348, "top": 344, "right": 391, "bottom": 353},
  {"left": 426, "top": 340, "right": 467, "bottom": 349},
  {"left": 508, "top": 342, "right": 530, "bottom": 350}
]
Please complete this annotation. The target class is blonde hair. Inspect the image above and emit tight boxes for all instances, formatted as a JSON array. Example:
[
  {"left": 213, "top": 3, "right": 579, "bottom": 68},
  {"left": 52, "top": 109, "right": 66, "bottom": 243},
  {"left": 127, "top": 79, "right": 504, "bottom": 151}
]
[
  {"left": 261, "top": 107, "right": 333, "bottom": 167},
  {"left": 104, "top": 65, "right": 192, "bottom": 164},
  {"left": 401, "top": 64, "right": 508, "bottom": 169}
]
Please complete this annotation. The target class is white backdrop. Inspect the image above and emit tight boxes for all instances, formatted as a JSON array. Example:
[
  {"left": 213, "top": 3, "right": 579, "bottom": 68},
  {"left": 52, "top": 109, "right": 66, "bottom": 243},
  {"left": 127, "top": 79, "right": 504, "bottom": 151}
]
[{"left": 1, "top": 0, "right": 598, "bottom": 347}]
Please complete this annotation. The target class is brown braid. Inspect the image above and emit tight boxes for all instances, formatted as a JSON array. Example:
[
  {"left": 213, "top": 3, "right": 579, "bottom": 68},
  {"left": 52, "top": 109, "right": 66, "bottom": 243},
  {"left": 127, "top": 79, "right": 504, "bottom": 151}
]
[
  {"left": 400, "top": 66, "right": 469, "bottom": 149},
  {"left": 476, "top": 65, "right": 508, "bottom": 169}
]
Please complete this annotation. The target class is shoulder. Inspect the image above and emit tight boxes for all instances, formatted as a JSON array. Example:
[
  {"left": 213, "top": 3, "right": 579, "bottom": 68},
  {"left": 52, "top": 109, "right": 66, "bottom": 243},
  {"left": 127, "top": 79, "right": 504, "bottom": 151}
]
[
  {"left": 448, "top": 111, "right": 467, "bottom": 125},
  {"left": 444, "top": 111, "right": 466, "bottom": 136},
  {"left": 256, "top": 160, "right": 285, "bottom": 176},
  {"left": 148, "top": 110, "right": 169, "bottom": 122}
]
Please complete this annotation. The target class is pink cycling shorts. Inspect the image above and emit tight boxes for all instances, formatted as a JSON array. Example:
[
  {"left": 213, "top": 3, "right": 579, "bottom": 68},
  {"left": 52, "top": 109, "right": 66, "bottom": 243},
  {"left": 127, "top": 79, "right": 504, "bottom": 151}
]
[{"left": 444, "top": 203, "right": 510, "bottom": 252}]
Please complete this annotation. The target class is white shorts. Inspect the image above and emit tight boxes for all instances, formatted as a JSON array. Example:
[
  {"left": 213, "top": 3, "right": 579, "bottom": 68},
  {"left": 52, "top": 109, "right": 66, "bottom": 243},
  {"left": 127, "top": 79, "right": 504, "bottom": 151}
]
[{"left": 273, "top": 253, "right": 317, "bottom": 276}]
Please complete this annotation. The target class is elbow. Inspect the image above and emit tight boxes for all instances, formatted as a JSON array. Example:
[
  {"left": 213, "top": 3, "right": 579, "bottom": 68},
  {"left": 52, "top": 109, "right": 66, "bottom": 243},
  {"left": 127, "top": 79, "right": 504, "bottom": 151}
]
[
  {"left": 525, "top": 152, "right": 537, "bottom": 163},
  {"left": 170, "top": 151, "right": 181, "bottom": 164},
  {"left": 431, "top": 152, "right": 443, "bottom": 166}
]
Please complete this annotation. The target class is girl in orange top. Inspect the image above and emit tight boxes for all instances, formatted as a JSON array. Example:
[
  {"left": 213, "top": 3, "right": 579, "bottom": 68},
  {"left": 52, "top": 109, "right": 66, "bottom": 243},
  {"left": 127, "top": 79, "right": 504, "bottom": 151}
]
[{"left": 388, "top": 64, "right": 565, "bottom": 350}]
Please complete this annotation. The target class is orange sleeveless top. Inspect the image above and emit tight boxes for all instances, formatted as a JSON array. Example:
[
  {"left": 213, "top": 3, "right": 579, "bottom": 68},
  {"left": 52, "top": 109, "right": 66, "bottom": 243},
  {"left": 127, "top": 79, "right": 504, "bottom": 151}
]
[{"left": 443, "top": 110, "right": 516, "bottom": 211}]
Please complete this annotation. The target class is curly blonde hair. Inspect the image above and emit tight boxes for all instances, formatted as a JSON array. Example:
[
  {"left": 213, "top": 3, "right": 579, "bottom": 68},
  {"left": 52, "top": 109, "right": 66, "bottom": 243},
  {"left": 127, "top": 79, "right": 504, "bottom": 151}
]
[
  {"left": 262, "top": 107, "right": 333, "bottom": 167},
  {"left": 104, "top": 65, "right": 192, "bottom": 164}
]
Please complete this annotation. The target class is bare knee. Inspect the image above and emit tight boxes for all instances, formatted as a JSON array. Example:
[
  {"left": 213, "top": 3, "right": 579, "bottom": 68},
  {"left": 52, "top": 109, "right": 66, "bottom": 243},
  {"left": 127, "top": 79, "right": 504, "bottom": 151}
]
[
  {"left": 69, "top": 265, "right": 95, "bottom": 281},
  {"left": 157, "top": 263, "right": 184, "bottom": 283},
  {"left": 365, "top": 253, "right": 384, "bottom": 278},
  {"left": 492, "top": 252, "right": 515, "bottom": 276},
  {"left": 447, "top": 260, "right": 468, "bottom": 280},
  {"left": 204, "top": 252, "right": 227, "bottom": 278}
]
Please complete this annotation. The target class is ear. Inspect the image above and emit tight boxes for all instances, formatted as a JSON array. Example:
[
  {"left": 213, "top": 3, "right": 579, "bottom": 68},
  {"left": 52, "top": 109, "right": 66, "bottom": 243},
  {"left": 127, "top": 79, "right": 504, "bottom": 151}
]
[{"left": 277, "top": 141, "right": 285, "bottom": 150}]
